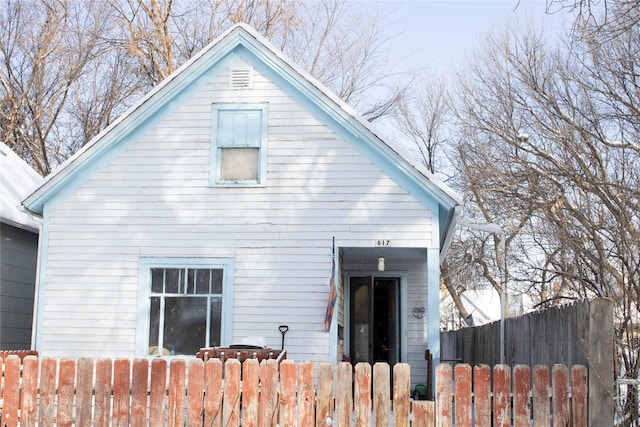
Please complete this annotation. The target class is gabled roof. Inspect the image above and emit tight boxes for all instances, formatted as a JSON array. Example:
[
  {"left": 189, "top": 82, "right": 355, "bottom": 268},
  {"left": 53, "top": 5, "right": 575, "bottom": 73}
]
[
  {"left": 1, "top": 142, "right": 42, "bottom": 232},
  {"left": 23, "top": 23, "right": 461, "bottom": 254}
]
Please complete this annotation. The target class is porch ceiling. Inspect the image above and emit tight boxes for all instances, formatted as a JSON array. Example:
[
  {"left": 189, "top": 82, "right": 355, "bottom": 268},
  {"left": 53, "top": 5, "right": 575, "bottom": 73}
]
[{"left": 340, "top": 247, "right": 427, "bottom": 271}]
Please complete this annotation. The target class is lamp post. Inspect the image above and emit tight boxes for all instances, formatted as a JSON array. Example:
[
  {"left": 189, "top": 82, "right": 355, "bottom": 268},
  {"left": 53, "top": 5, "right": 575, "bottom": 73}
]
[{"left": 458, "top": 219, "right": 506, "bottom": 364}]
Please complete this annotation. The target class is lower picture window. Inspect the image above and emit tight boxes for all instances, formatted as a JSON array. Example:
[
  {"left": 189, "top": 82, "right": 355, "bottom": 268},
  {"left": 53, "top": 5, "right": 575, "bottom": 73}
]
[{"left": 147, "top": 267, "right": 223, "bottom": 356}]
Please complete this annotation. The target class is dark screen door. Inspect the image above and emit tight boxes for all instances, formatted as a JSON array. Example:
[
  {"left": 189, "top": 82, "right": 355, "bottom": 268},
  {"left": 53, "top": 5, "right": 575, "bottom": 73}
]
[{"left": 349, "top": 276, "right": 400, "bottom": 365}]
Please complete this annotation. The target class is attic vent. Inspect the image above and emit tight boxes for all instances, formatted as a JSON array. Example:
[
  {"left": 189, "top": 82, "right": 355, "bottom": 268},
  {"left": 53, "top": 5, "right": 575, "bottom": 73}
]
[{"left": 230, "top": 67, "right": 253, "bottom": 89}]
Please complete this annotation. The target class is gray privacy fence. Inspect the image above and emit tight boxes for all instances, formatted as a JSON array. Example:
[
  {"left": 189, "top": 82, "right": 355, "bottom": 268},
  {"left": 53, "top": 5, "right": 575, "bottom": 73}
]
[{"left": 440, "top": 298, "right": 614, "bottom": 425}]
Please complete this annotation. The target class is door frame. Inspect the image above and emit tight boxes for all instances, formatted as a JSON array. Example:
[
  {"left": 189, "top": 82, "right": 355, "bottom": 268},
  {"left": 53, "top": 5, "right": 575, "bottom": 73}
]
[{"left": 344, "top": 272, "right": 408, "bottom": 364}]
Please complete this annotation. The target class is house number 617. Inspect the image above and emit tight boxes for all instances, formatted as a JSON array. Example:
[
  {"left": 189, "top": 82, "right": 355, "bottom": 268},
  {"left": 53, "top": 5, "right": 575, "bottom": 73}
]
[{"left": 376, "top": 240, "right": 390, "bottom": 246}]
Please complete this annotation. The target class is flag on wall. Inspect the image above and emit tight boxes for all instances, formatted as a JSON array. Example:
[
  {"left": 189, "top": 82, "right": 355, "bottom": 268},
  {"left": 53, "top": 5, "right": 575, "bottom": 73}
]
[{"left": 323, "top": 238, "right": 336, "bottom": 332}]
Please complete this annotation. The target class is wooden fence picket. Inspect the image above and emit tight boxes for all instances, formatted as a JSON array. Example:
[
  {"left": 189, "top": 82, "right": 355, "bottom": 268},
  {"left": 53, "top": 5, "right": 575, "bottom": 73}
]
[
  {"left": 38, "top": 357, "right": 57, "bottom": 427},
  {"left": 168, "top": 359, "right": 186, "bottom": 427},
  {"left": 571, "top": 365, "right": 588, "bottom": 426},
  {"left": 435, "top": 363, "right": 452, "bottom": 427},
  {"left": 493, "top": 365, "right": 511, "bottom": 427},
  {"left": 75, "top": 358, "right": 94, "bottom": 426},
  {"left": 20, "top": 356, "right": 39, "bottom": 427},
  {"left": 454, "top": 364, "right": 472, "bottom": 427},
  {"left": 393, "top": 363, "right": 411, "bottom": 427},
  {"left": 187, "top": 359, "right": 205, "bottom": 427},
  {"left": 373, "top": 362, "right": 391, "bottom": 427},
  {"left": 297, "top": 361, "right": 316, "bottom": 427},
  {"left": 223, "top": 359, "right": 241, "bottom": 427},
  {"left": 57, "top": 358, "right": 76, "bottom": 427},
  {"left": 552, "top": 364, "right": 570, "bottom": 426},
  {"left": 204, "top": 358, "right": 223, "bottom": 427},
  {"left": 131, "top": 358, "right": 149, "bottom": 427},
  {"left": 354, "top": 362, "right": 372, "bottom": 427},
  {"left": 513, "top": 365, "right": 531, "bottom": 427},
  {"left": 473, "top": 364, "right": 491, "bottom": 427},
  {"left": 532, "top": 365, "right": 550, "bottom": 425},
  {"left": 412, "top": 401, "right": 435, "bottom": 427},
  {"left": 336, "top": 362, "right": 353, "bottom": 426},
  {"left": 242, "top": 359, "right": 260, "bottom": 427},
  {"left": 149, "top": 358, "right": 168, "bottom": 426},
  {"left": 316, "top": 362, "right": 334, "bottom": 427},
  {"left": 279, "top": 360, "right": 297, "bottom": 427},
  {"left": 2, "top": 355, "right": 20, "bottom": 427},
  {"left": 113, "top": 359, "right": 131, "bottom": 427},
  {"left": 259, "top": 359, "right": 278, "bottom": 427},
  {"left": 95, "top": 358, "right": 113, "bottom": 427}
]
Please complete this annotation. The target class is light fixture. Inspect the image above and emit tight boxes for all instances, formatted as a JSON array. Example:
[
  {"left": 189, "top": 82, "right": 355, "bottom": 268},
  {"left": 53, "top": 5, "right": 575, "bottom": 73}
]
[{"left": 378, "top": 257, "right": 385, "bottom": 272}]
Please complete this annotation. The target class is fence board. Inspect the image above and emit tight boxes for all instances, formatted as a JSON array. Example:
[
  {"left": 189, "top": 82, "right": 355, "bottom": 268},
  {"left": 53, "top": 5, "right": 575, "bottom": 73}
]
[
  {"left": 204, "top": 358, "right": 223, "bottom": 427},
  {"left": 2, "top": 355, "right": 20, "bottom": 427},
  {"left": 113, "top": 358, "right": 131, "bottom": 427},
  {"left": 187, "top": 359, "right": 205, "bottom": 427},
  {"left": 297, "top": 361, "right": 316, "bottom": 427},
  {"left": 435, "top": 363, "right": 452, "bottom": 427},
  {"left": 95, "top": 358, "right": 113, "bottom": 427},
  {"left": 149, "top": 358, "right": 168, "bottom": 426},
  {"left": 513, "top": 365, "right": 531, "bottom": 427},
  {"left": 571, "top": 365, "right": 588, "bottom": 426},
  {"left": 454, "top": 364, "right": 472, "bottom": 427},
  {"left": 259, "top": 359, "right": 278, "bottom": 427},
  {"left": 532, "top": 365, "right": 550, "bottom": 425},
  {"left": 493, "top": 365, "right": 511, "bottom": 427},
  {"left": 223, "top": 359, "right": 241, "bottom": 427},
  {"left": 374, "top": 362, "right": 391, "bottom": 427},
  {"left": 316, "top": 362, "right": 334, "bottom": 427},
  {"left": 394, "top": 363, "right": 411, "bottom": 427},
  {"left": 131, "top": 358, "right": 149, "bottom": 427},
  {"left": 473, "top": 365, "right": 491, "bottom": 427},
  {"left": 76, "top": 358, "right": 94, "bottom": 426},
  {"left": 355, "top": 362, "right": 372, "bottom": 427},
  {"left": 335, "top": 362, "right": 353, "bottom": 426},
  {"left": 552, "top": 364, "right": 570, "bottom": 426},
  {"left": 168, "top": 359, "right": 186, "bottom": 427},
  {"left": 280, "top": 360, "right": 297, "bottom": 427},
  {"left": 38, "top": 357, "right": 57, "bottom": 427},
  {"left": 412, "top": 400, "right": 435, "bottom": 427},
  {"left": 57, "top": 358, "right": 76, "bottom": 427},
  {"left": 20, "top": 356, "right": 39, "bottom": 427},
  {"left": 242, "top": 359, "right": 260, "bottom": 427}
]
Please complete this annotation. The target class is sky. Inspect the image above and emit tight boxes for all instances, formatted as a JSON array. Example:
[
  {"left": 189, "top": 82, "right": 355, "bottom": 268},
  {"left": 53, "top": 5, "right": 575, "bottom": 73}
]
[
  {"left": 353, "top": 1, "right": 572, "bottom": 162},
  {"left": 375, "top": 0, "right": 569, "bottom": 74}
]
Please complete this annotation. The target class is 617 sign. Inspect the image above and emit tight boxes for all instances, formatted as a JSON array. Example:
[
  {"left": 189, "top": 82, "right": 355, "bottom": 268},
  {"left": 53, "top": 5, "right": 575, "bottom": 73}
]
[{"left": 375, "top": 239, "right": 391, "bottom": 247}]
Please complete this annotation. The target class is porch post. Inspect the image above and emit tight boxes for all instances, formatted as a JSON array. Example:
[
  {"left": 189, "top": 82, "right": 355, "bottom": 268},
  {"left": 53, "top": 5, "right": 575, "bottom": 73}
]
[{"left": 426, "top": 247, "right": 440, "bottom": 365}]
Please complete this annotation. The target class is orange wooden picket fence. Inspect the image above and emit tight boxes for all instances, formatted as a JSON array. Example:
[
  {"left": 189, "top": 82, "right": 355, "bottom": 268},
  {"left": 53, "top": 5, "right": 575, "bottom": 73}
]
[{"left": 0, "top": 355, "right": 588, "bottom": 426}]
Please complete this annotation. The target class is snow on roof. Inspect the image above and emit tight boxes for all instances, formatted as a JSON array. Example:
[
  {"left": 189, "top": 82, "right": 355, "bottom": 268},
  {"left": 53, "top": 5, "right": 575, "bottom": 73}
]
[{"left": 0, "top": 142, "right": 42, "bottom": 232}]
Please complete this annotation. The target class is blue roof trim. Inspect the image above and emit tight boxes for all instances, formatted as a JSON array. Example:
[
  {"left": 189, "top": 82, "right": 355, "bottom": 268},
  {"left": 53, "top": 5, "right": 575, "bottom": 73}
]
[{"left": 23, "top": 24, "right": 461, "bottom": 248}]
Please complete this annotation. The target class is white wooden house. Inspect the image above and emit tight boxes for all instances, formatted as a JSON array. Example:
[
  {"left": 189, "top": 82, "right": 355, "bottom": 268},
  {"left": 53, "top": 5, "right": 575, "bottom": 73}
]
[
  {"left": 23, "top": 24, "right": 461, "bottom": 384},
  {"left": 1, "top": 142, "right": 42, "bottom": 349}
]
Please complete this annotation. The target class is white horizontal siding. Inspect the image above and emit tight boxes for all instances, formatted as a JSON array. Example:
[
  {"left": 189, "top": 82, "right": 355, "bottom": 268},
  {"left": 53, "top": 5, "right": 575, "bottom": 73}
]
[{"left": 40, "top": 58, "right": 434, "bottom": 366}]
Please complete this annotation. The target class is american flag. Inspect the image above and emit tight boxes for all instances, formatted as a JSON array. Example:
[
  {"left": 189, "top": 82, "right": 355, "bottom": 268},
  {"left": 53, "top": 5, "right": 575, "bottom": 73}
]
[{"left": 323, "top": 238, "right": 336, "bottom": 332}]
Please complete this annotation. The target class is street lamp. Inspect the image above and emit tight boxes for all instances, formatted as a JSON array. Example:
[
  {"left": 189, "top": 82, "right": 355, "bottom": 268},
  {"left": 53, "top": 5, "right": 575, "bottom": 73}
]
[{"left": 458, "top": 219, "right": 506, "bottom": 364}]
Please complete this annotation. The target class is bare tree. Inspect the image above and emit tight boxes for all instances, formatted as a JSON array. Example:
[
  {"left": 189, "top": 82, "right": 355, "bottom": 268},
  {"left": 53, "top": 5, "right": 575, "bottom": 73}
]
[
  {"left": 0, "top": 0, "right": 108, "bottom": 174},
  {"left": 449, "top": 6, "right": 640, "bottom": 419},
  {"left": 394, "top": 79, "right": 449, "bottom": 174}
]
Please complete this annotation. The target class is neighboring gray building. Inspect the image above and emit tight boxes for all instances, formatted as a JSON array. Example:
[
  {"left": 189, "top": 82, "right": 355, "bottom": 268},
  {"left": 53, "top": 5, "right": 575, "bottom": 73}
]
[{"left": 0, "top": 142, "right": 42, "bottom": 350}]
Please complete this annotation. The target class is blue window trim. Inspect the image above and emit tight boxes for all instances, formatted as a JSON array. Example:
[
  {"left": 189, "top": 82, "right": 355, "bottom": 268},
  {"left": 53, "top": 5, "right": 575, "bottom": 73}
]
[
  {"left": 209, "top": 103, "right": 268, "bottom": 187},
  {"left": 136, "top": 257, "right": 235, "bottom": 358}
]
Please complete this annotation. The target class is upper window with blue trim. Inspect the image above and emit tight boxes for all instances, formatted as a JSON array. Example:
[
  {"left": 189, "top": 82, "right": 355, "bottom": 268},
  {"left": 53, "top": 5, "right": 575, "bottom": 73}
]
[{"left": 210, "top": 103, "right": 268, "bottom": 186}]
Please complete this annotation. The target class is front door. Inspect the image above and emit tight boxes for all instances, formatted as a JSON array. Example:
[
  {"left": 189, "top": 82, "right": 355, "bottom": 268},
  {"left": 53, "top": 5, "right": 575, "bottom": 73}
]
[{"left": 349, "top": 276, "right": 401, "bottom": 365}]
